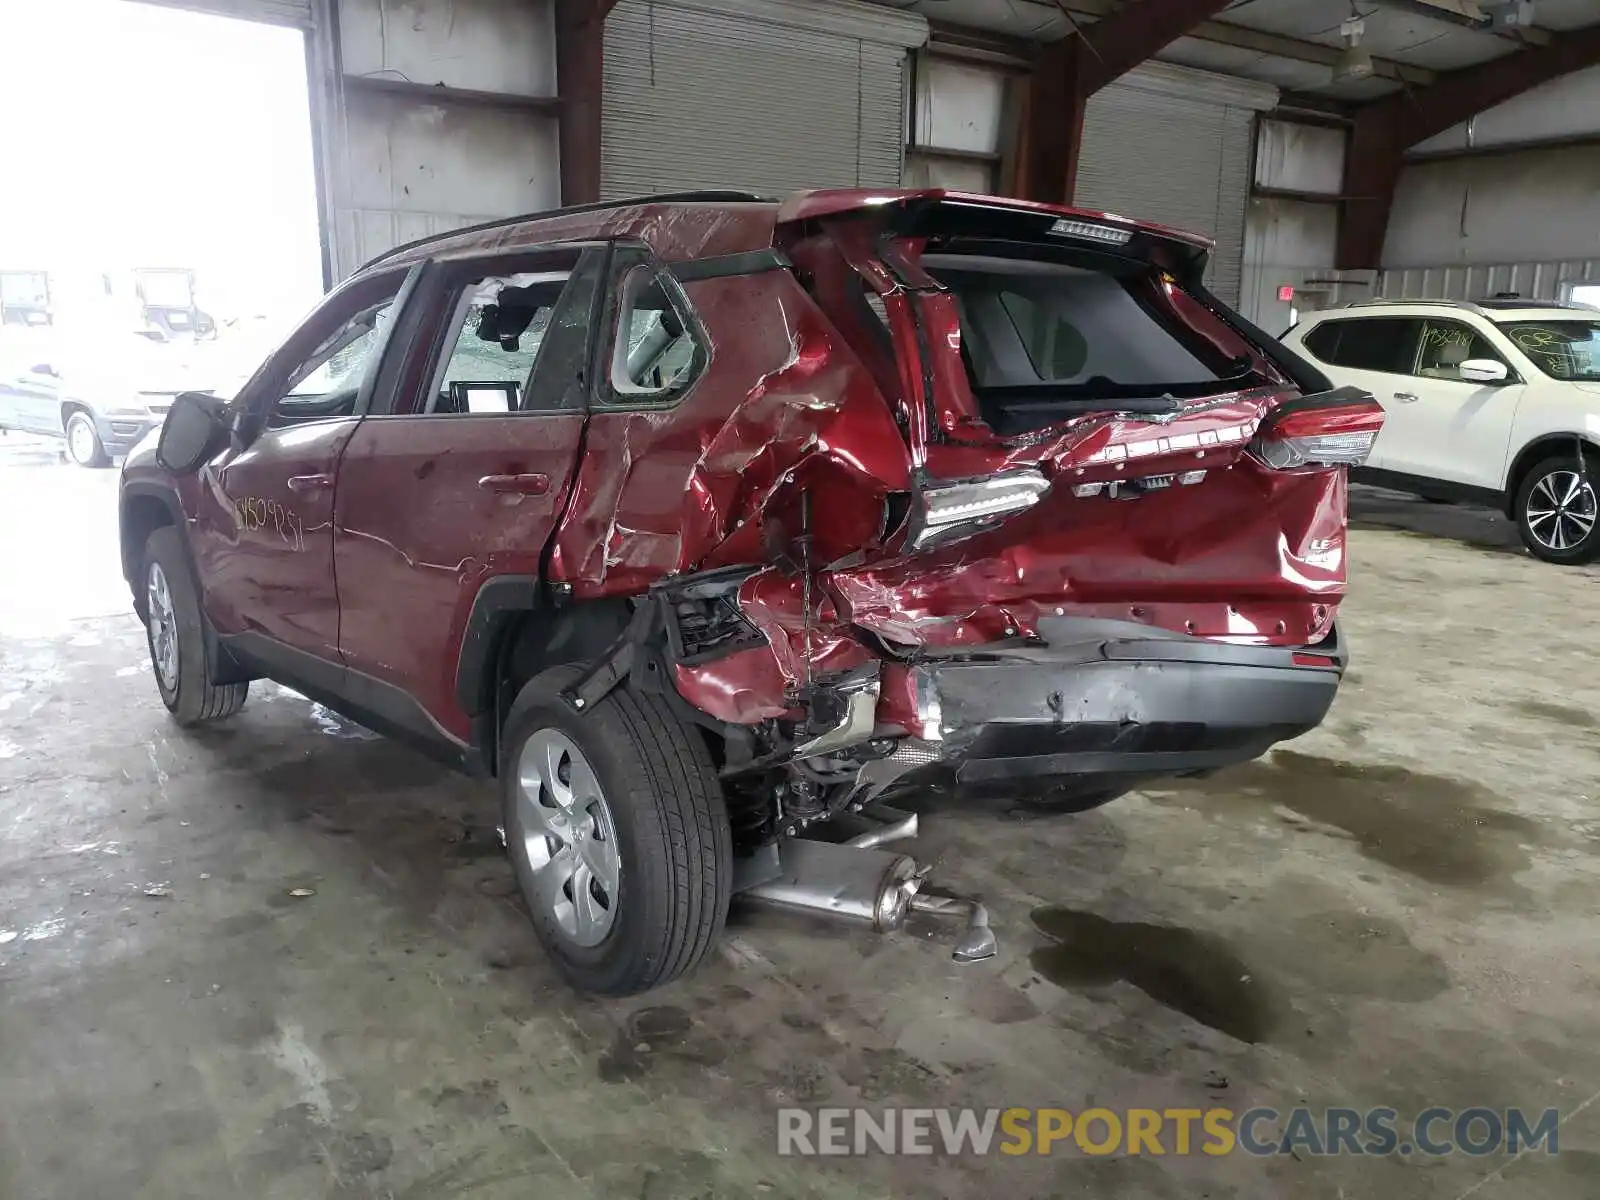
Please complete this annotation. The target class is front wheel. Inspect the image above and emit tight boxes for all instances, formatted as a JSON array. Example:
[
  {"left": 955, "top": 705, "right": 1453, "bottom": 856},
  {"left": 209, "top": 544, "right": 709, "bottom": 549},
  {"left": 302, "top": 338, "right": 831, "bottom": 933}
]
[
  {"left": 65, "top": 410, "right": 111, "bottom": 468},
  {"left": 143, "top": 527, "right": 249, "bottom": 724},
  {"left": 500, "top": 666, "right": 732, "bottom": 995},
  {"left": 1515, "top": 452, "right": 1599, "bottom": 564}
]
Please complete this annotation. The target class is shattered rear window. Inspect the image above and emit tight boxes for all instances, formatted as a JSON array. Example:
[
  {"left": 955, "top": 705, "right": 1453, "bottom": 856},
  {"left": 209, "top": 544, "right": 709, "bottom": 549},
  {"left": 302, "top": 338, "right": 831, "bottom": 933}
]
[{"left": 927, "top": 255, "right": 1224, "bottom": 394}]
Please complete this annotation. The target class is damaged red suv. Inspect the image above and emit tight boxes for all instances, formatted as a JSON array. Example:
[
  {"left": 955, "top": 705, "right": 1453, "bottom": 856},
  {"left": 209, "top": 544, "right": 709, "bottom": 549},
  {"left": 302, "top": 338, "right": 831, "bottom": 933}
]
[{"left": 120, "top": 189, "right": 1380, "bottom": 994}]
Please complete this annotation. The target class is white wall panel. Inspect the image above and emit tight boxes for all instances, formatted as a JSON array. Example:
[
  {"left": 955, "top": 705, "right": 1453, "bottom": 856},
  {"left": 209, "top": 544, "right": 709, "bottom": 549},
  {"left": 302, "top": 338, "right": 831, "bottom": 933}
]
[
  {"left": 335, "top": 91, "right": 559, "bottom": 273},
  {"left": 320, "top": 0, "right": 561, "bottom": 278},
  {"left": 1239, "top": 196, "right": 1338, "bottom": 327},
  {"left": 1384, "top": 145, "right": 1600, "bottom": 267},
  {"left": 913, "top": 56, "right": 1004, "bottom": 154},
  {"left": 339, "top": 0, "right": 556, "bottom": 98},
  {"left": 1255, "top": 119, "right": 1344, "bottom": 195},
  {"left": 1412, "top": 65, "right": 1600, "bottom": 156}
]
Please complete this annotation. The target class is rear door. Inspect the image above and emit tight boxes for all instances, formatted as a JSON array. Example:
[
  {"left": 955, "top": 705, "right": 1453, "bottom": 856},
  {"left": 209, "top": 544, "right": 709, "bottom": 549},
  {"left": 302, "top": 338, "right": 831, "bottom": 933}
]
[
  {"left": 332, "top": 245, "right": 606, "bottom": 742},
  {"left": 1298, "top": 316, "right": 1421, "bottom": 471}
]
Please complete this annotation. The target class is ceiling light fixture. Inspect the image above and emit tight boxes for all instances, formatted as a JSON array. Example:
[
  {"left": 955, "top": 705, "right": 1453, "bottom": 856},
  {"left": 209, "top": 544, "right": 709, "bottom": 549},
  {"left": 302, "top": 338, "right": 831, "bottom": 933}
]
[{"left": 1332, "top": 7, "right": 1375, "bottom": 82}]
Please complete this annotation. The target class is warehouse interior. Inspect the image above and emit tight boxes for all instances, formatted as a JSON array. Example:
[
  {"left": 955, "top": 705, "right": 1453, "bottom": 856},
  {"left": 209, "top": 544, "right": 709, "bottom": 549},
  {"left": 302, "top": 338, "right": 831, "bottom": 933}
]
[{"left": 2, "top": 1, "right": 1599, "bottom": 1197}]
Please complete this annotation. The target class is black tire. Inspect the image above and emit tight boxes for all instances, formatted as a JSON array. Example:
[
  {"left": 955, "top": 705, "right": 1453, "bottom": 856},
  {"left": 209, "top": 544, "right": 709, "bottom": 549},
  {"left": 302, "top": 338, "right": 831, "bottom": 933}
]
[
  {"left": 64, "top": 409, "right": 111, "bottom": 468},
  {"left": 142, "top": 527, "right": 248, "bottom": 725},
  {"left": 1513, "top": 451, "right": 1600, "bottom": 565},
  {"left": 500, "top": 665, "right": 732, "bottom": 995}
]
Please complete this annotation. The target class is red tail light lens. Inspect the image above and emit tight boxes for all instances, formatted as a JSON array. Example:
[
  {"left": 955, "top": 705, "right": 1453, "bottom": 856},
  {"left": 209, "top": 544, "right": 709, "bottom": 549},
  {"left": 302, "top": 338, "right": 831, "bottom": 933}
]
[{"left": 1251, "top": 400, "right": 1385, "bottom": 471}]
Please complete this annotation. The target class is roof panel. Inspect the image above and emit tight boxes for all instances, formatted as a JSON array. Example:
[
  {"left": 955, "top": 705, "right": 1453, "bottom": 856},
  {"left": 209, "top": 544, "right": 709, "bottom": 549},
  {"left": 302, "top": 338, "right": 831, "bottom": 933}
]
[{"left": 1161, "top": 35, "right": 1335, "bottom": 91}]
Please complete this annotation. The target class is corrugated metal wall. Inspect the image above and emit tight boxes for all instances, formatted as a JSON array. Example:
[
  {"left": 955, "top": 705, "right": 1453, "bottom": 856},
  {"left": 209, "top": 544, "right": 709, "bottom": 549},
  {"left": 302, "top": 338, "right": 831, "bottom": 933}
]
[
  {"left": 1376, "top": 260, "right": 1600, "bottom": 303},
  {"left": 1076, "top": 62, "right": 1276, "bottom": 307},
  {"left": 601, "top": 0, "right": 925, "bottom": 199}
]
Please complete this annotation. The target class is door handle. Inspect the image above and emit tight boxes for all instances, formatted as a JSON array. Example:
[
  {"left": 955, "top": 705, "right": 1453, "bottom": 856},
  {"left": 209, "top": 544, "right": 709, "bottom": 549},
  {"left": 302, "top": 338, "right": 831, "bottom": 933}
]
[
  {"left": 287, "top": 473, "right": 333, "bottom": 493},
  {"left": 479, "top": 473, "right": 550, "bottom": 496},
  {"left": 1392, "top": 392, "right": 1419, "bottom": 404}
]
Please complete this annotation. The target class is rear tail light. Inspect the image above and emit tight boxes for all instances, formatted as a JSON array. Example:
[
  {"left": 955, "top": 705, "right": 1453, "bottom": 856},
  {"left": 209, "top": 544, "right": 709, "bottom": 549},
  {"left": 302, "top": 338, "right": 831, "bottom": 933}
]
[
  {"left": 910, "top": 468, "right": 1050, "bottom": 549},
  {"left": 1251, "top": 399, "right": 1385, "bottom": 470}
]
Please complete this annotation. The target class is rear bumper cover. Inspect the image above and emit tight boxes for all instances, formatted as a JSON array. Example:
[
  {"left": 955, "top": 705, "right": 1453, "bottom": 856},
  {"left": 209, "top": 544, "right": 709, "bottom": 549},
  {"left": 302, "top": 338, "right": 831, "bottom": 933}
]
[{"left": 901, "top": 619, "right": 1343, "bottom": 794}]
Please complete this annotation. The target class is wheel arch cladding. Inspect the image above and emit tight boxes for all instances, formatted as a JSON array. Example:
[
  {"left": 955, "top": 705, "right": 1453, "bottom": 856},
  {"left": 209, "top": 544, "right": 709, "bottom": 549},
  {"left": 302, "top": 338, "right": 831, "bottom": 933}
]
[
  {"left": 60, "top": 398, "right": 93, "bottom": 429},
  {"left": 1504, "top": 433, "right": 1600, "bottom": 516},
  {"left": 120, "top": 488, "right": 180, "bottom": 612},
  {"left": 455, "top": 581, "right": 634, "bottom": 719}
]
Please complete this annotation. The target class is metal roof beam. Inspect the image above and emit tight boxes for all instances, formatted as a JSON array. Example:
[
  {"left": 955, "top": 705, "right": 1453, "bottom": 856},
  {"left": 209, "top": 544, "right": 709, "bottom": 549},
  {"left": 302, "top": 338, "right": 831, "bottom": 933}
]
[
  {"left": 1021, "top": 0, "right": 1235, "bottom": 204},
  {"left": 1066, "top": 0, "right": 1239, "bottom": 94},
  {"left": 1187, "top": 18, "right": 1436, "bottom": 85},
  {"left": 1336, "top": 21, "right": 1600, "bottom": 269},
  {"left": 1043, "top": 1, "right": 1435, "bottom": 86}
]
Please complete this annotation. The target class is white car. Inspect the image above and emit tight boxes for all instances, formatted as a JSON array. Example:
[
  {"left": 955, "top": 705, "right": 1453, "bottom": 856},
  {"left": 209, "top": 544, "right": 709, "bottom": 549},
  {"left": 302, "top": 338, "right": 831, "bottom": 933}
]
[{"left": 1283, "top": 299, "right": 1600, "bottom": 564}]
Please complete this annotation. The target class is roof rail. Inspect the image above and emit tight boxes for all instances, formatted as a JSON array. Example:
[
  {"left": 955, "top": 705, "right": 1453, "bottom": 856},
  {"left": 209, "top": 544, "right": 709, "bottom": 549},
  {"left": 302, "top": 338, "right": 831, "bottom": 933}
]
[
  {"left": 360, "top": 190, "right": 774, "bottom": 272},
  {"left": 1335, "top": 296, "right": 1591, "bottom": 316},
  {"left": 1470, "top": 296, "right": 1591, "bottom": 311},
  {"left": 1335, "top": 297, "right": 1489, "bottom": 316}
]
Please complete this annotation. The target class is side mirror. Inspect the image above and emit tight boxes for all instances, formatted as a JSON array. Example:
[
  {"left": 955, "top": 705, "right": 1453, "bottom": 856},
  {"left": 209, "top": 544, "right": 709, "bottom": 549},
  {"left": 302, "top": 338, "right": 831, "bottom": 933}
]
[
  {"left": 156, "top": 391, "right": 229, "bottom": 473},
  {"left": 1460, "top": 359, "right": 1509, "bottom": 384},
  {"left": 30, "top": 363, "right": 58, "bottom": 378}
]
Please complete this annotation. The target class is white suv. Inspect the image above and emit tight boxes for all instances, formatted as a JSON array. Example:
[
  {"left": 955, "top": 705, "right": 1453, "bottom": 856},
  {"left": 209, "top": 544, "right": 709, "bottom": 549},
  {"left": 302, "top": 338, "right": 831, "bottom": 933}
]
[{"left": 1283, "top": 299, "right": 1600, "bottom": 564}]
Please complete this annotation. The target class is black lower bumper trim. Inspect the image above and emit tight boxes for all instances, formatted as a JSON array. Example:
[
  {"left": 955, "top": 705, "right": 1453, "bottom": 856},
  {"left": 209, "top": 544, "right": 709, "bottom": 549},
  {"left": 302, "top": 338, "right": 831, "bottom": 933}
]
[{"left": 911, "top": 621, "right": 1343, "bottom": 796}]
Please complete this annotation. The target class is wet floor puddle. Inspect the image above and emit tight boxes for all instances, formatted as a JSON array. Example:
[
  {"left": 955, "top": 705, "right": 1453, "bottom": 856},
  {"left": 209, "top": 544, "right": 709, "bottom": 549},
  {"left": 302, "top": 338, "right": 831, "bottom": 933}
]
[
  {"left": 1028, "top": 904, "right": 1449, "bottom": 1047},
  {"left": 1029, "top": 907, "right": 1278, "bottom": 1043},
  {"left": 1150, "top": 750, "right": 1540, "bottom": 888}
]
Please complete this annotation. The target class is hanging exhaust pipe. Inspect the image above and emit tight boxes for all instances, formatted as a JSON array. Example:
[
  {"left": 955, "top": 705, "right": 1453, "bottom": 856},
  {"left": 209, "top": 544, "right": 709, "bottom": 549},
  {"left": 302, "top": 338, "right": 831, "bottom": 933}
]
[{"left": 740, "top": 818, "right": 997, "bottom": 961}]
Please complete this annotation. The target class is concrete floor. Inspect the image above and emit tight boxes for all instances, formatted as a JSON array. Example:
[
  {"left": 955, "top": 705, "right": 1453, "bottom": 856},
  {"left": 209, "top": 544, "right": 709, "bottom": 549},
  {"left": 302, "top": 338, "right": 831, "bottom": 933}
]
[{"left": 2, "top": 434, "right": 1598, "bottom": 1199}]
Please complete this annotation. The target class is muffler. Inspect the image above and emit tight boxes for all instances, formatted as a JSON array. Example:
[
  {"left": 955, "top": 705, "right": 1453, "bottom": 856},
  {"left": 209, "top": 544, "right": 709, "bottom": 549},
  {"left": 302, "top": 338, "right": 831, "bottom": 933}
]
[{"left": 739, "top": 812, "right": 998, "bottom": 962}]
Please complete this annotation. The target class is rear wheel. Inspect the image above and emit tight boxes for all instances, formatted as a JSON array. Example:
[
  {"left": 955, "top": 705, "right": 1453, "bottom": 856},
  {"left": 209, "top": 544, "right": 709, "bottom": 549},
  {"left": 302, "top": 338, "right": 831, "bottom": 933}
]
[
  {"left": 143, "top": 528, "right": 248, "bottom": 724},
  {"left": 1515, "top": 452, "right": 1599, "bottom": 564},
  {"left": 65, "top": 410, "right": 111, "bottom": 468},
  {"left": 500, "top": 666, "right": 732, "bottom": 995}
]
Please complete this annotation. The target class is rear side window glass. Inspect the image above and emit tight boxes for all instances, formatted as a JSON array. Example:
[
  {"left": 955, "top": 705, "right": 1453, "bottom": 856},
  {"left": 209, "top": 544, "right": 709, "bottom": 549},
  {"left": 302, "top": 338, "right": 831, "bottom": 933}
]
[
  {"left": 1417, "top": 320, "right": 1505, "bottom": 380},
  {"left": 1306, "top": 317, "right": 1420, "bottom": 373},
  {"left": 603, "top": 262, "right": 702, "bottom": 403}
]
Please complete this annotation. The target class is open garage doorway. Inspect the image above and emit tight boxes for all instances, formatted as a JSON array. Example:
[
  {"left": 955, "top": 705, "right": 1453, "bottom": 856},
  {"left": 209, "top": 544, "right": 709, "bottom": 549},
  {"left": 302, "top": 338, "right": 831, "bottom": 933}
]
[{"left": 0, "top": 0, "right": 323, "bottom": 629}]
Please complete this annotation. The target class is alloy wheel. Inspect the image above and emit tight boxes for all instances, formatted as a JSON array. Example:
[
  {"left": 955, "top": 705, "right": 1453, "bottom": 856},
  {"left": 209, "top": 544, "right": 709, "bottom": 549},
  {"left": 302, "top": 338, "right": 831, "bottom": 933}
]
[
  {"left": 1524, "top": 469, "right": 1597, "bottom": 553},
  {"left": 511, "top": 729, "right": 622, "bottom": 948},
  {"left": 68, "top": 416, "right": 97, "bottom": 465},
  {"left": 146, "top": 562, "right": 179, "bottom": 691}
]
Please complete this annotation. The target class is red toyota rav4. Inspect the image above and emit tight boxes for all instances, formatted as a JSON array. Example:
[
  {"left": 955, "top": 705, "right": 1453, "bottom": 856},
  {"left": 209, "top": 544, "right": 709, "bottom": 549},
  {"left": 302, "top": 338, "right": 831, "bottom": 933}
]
[{"left": 120, "top": 189, "right": 1379, "bottom": 994}]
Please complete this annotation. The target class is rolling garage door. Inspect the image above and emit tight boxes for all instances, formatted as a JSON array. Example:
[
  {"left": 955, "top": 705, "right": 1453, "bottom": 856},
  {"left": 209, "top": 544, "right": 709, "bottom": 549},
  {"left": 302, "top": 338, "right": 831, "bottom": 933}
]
[
  {"left": 1076, "top": 62, "right": 1276, "bottom": 307},
  {"left": 602, "top": 0, "right": 926, "bottom": 199},
  {"left": 130, "top": 0, "right": 312, "bottom": 27}
]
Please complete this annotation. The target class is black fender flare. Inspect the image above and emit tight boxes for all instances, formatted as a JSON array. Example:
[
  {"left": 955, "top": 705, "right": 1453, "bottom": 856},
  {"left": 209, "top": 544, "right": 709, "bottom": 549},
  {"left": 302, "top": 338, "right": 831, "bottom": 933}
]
[
  {"left": 454, "top": 575, "right": 542, "bottom": 717},
  {"left": 118, "top": 482, "right": 187, "bottom": 594}
]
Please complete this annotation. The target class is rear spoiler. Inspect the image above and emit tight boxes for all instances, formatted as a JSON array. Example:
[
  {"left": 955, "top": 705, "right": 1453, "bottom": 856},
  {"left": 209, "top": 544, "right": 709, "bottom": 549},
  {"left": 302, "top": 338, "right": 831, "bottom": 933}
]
[{"left": 776, "top": 188, "right": 1212, "bottom": 279}]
